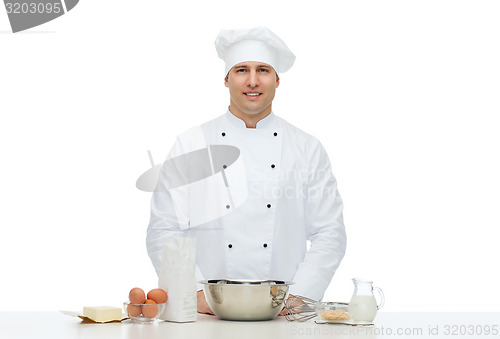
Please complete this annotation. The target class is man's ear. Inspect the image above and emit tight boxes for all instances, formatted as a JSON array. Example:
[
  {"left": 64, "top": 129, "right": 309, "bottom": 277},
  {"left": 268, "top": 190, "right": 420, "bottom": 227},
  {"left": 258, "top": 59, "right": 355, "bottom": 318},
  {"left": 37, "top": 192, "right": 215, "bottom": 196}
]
[
  {"left": 224, "top": 75, "right": 229, "bottom": 88},
  {"left": 276, "top": 74, "right": 280, "bottom": 88}
]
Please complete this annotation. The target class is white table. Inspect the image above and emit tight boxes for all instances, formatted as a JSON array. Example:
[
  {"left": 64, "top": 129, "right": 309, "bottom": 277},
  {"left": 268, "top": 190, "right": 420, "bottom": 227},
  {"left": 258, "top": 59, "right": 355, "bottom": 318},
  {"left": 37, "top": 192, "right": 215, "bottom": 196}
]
[{"left": 1, "top": 311, "right": 499, "bottom": 338}]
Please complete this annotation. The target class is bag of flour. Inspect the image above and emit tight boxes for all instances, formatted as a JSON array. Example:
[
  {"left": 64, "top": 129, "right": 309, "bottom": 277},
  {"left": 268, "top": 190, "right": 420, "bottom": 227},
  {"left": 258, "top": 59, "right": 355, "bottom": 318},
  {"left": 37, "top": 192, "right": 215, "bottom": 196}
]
[{"left": 158, "top": 236, "right": 197, "bottom": 322}]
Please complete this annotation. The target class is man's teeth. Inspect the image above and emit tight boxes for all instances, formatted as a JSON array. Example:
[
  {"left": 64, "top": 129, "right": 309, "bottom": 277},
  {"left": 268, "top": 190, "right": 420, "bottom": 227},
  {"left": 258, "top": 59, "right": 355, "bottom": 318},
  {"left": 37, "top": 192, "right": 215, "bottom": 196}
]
[{"left": 246, "top": 93, "right": 260, "bottom": 96}]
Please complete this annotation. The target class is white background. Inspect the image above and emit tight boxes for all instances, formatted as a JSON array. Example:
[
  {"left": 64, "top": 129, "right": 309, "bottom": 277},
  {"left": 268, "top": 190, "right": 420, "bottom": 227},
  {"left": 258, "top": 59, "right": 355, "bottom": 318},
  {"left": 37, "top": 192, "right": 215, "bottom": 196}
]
[{"left": 1, "top": 0, "right": 499, "bottom": 312}]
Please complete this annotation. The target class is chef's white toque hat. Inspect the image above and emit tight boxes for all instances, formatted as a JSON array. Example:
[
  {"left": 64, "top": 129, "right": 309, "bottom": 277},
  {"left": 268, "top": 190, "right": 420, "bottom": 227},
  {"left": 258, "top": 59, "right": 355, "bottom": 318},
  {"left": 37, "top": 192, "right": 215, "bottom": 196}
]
[{"left": 215, "top": 26, "right": 296, "bottom": 76}]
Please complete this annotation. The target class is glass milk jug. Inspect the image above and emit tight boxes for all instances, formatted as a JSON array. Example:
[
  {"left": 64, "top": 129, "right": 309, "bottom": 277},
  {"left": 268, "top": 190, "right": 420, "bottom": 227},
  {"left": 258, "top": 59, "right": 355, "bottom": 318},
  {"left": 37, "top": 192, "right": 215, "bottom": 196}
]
[{"left": 348, "top": 278, "right": 385, "bottom": 322}]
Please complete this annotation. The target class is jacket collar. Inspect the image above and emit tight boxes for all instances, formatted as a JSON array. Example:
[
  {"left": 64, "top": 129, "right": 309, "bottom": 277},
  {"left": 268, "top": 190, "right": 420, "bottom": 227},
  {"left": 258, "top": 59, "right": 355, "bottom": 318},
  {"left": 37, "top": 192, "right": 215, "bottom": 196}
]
[{"left": 225, "top": 109, "right": 276, "bottom": 129}]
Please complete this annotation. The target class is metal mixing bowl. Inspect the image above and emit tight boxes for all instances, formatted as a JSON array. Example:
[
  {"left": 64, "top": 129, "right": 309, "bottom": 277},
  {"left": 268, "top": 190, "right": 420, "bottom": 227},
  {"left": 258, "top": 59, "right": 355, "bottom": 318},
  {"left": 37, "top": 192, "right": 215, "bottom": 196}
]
[{"left": 200, "top": 279, "right": 294, "bottom": 321}]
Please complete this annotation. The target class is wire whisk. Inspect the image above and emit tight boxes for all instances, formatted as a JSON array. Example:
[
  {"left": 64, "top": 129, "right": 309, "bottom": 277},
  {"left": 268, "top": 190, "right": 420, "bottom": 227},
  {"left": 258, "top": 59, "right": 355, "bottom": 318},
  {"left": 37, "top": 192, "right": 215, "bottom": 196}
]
[{"left": 283, "top": 295, "right": 318, "bottom": 322}]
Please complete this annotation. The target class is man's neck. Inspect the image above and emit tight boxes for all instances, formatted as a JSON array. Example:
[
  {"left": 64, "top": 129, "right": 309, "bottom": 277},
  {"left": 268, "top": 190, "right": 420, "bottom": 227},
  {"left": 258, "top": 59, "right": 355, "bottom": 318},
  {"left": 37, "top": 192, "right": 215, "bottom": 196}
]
[{"left": 228, "top": 104, "right": 272, "bottom": 128}]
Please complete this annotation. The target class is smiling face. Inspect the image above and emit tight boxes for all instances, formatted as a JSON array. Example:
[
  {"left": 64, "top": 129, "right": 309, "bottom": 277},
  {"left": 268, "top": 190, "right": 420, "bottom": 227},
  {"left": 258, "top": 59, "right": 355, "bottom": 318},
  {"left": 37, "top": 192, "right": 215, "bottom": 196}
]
[{"left": 225, "top": 61, "right": 280, "bottom": 126}]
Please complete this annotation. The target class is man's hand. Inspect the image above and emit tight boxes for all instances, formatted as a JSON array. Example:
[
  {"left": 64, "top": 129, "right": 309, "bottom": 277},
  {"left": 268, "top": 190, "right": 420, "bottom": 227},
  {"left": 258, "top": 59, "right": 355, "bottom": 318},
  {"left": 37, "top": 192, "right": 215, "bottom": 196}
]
[
  {"left": 278, "top": 294, "right": 305, "bottom": 316},
  {"left": 197, "top": 290, "right": 215, "bottom": 315}
]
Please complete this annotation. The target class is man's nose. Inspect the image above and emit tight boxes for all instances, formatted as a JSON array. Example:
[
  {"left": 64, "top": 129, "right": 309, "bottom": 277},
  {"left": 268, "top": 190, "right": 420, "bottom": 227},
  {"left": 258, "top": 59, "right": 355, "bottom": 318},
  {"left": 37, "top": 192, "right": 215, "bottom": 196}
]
[{"left": 247, "top": 71, "right": 258, "bottom": 87}]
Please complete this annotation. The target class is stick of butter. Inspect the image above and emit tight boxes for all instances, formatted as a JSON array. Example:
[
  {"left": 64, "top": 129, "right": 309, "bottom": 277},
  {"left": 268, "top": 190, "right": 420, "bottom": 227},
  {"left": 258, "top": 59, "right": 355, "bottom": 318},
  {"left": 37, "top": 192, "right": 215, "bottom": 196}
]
[{"left": 82, "top": 306, "right": 122, "bottom": 322}]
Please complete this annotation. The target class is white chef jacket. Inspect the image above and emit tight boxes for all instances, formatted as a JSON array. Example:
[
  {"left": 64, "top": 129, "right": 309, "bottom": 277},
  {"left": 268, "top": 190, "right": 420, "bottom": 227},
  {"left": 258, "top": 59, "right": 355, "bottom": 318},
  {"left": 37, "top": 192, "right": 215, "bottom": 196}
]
[{"left": 147, "top": 110, "right": 346, "bottom": 301}]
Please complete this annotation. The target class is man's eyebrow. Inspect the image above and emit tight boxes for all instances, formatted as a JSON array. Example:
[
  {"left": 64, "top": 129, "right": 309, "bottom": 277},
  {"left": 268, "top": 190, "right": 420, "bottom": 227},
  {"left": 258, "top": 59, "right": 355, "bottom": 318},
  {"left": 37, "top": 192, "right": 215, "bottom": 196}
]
[{"left": 233, "top": 64, "right": 272, "bottom": 69}]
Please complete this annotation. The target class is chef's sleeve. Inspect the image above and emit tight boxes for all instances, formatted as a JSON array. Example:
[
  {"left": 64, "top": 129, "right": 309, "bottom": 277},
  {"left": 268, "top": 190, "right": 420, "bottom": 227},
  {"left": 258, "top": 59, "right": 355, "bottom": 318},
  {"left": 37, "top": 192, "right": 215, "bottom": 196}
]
[
  {"left": 290, "top": 138, "right": 346, "bottom": 300},
  {"left": 146, "top": 136, "right": 206, "bottom": 291}
]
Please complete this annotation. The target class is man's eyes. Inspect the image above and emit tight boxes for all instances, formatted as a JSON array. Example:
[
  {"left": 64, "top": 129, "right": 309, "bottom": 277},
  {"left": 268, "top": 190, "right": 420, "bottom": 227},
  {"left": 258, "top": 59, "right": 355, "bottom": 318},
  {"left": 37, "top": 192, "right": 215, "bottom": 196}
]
[{"left": 235, "top": 68, "right": 270, "bottom": 73}]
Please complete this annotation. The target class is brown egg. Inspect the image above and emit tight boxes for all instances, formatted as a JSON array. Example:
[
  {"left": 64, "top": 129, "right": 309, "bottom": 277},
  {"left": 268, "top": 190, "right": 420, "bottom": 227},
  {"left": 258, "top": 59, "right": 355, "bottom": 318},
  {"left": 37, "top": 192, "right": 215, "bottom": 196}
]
[
  {"left": 129, "top": 287, "right": 146, "bottom": 304},
  {"left": 127, "top": 303, "right": 142, "bottom": 317},
  {"left": 142, "top": 299, "right": 158, "bottom": 318},
  {"left": 147, "top": 288, "right": 168, "bottom": 304}
]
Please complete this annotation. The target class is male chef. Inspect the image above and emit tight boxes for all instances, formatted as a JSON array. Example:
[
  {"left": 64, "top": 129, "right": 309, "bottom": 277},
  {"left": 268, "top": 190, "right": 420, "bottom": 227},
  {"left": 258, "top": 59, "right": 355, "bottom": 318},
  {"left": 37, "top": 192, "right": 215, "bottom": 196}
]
[{"left": 146, "top": 26, "right": 346, "bottom": 315}]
